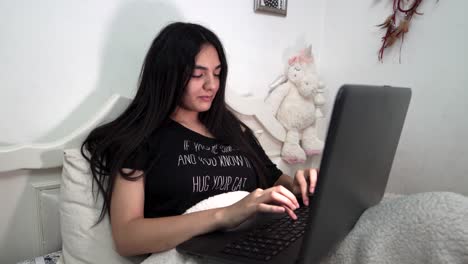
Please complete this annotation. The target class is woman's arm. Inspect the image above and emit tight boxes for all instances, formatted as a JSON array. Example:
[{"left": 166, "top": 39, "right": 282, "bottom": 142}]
[
  {"left": 111, "top": 171, "right": 299, "bottom": 256},
  {"left": 110, "top": 171, "right": 227, "bottom": 256}
]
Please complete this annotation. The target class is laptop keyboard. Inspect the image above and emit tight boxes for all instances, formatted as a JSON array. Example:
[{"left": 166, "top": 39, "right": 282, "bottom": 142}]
[{"left": 221, "top": 205, "right": 309, "bottom": 261}]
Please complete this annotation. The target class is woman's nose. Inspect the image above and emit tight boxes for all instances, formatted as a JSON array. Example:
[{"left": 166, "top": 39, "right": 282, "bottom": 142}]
[{"left": 203, "top": 74, "right": 217, "bottom": 90}]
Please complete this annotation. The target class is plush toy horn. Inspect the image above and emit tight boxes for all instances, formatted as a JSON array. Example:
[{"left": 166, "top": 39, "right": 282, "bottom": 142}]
[{"left": 268, "top": 74, "right": 288, "bottom": 94}]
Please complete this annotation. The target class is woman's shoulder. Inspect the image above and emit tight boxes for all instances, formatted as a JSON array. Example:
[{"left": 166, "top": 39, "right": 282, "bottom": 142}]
[{"left": 147, "top": 119, "right": 179, "bottom": 142}]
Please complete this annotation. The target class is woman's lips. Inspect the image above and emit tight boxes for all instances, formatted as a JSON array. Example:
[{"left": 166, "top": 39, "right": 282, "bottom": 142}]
[{"left": 199, "top": 96, "right": 213, "bottom": 102}]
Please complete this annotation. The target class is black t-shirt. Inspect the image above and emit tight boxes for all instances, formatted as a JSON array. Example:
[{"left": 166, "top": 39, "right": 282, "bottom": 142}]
[{"left": 125, "top": 119, "right": 283, "bottom": 218}]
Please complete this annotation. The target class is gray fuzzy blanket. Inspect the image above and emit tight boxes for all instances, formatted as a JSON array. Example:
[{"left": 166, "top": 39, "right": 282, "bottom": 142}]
[{"left": 321, "top": 192, "right": 468, "bottom": 264}]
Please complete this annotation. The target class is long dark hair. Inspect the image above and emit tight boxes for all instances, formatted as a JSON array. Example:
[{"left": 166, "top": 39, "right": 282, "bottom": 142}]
[{"left": 82, "top": 22, "right": 269, "bottom": 223}]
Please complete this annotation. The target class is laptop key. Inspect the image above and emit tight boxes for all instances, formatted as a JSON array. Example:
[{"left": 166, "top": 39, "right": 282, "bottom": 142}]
[{"left": 253, "top": 254, "right": 267, "bottom": 261}]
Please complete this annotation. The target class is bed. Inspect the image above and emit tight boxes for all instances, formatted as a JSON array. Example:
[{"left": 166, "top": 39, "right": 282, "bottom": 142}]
[{"left": 1, "top": 93, "right": 467, "bottom": 264}]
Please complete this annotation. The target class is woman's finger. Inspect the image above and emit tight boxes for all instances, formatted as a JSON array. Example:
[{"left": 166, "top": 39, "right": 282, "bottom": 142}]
[
  {"left": 308, "top": 168, "right": 318, "bottom": 194},
  {"left": 256, "top": 204, "right": 297, "bottom": 220},
  {"left": 295, "top": 170, "right": 309, "bottom": 206},
  {"left": 284, "top": 206, "right": 298, "bottom": 220},
  {"left": 270, "top": 191, "right": 297, "bottom": 210},
  {"left": 257, "top": 188, "right": 297, "bottom": 211},
  {"left": 273, "top": 185, "right": 299, "bottom": 208},
  {"left": 256, "top": 203, "right": 286, "bottom": 214}
]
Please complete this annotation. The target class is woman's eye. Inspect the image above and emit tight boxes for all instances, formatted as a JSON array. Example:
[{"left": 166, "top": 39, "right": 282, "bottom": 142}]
[{"left": 191, "top": 71, "right": 220, "bottom": 78}]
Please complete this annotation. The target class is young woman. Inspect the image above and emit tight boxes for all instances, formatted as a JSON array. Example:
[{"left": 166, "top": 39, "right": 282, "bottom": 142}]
[{"left": 82, "top": 22, "right": 317, "bottom": 256}]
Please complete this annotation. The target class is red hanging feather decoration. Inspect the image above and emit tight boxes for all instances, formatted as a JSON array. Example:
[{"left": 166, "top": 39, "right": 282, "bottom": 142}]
[{"left": 377, "top": 0, "right": 438, "bottom": 62}]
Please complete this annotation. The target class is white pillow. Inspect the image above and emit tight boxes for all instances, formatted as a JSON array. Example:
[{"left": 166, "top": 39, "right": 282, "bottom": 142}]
[{"left": 60, "top": 148, "right": 146, "bottom": 264}]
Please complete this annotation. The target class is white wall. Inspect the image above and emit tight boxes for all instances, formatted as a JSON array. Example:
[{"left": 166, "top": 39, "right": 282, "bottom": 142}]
[
  {"left": 0, "top": 0, "right": 326, "bottom": 262},
  {"left": 319, "top": 0, "right": 468, "bottom": 195},
  {"left": 0, "top": 0, "right": 325, "bottom": 145}
]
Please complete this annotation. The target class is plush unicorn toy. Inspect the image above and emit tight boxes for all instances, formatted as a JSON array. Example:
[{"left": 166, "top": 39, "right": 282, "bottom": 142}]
[{"left": 265, "top": 45, "right": 325, "bottom": 164}]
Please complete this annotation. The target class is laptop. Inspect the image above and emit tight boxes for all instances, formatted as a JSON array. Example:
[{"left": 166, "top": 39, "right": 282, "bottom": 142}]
[{"left": 177, "top": 84, "right": 412, "bottom": 264}]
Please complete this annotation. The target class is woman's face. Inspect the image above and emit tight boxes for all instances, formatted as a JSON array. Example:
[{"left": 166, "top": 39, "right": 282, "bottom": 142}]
[{"left": 180, "top": 44, "right": 221, "bottom": 114}]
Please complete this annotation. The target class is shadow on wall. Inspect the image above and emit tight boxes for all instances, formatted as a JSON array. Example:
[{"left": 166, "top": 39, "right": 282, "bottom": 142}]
[{"left": 37, "top": 1, "right": 183, "bottom": 143}]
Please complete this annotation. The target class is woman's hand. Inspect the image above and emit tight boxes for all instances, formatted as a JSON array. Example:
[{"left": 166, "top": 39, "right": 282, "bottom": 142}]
[
  {"left": 219, "top": 185, "right": 299, "bottom": 229},
  {"left": 291, "top": 168, "right": 318, "bottom": 206}
]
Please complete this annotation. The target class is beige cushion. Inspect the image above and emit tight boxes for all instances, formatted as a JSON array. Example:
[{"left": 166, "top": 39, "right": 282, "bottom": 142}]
[{"left": 60, "top": 148, "right": 145, "bottom": 264}]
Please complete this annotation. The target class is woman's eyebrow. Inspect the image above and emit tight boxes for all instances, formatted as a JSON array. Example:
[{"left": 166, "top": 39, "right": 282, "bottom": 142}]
[{"left": 194, "top": 65, "right": 222, "bottom": 70}]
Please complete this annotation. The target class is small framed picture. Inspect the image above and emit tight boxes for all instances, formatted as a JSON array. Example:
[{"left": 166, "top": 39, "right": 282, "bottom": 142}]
[{"left": 254, "top": 0, "right": 288, "bottom": 16}]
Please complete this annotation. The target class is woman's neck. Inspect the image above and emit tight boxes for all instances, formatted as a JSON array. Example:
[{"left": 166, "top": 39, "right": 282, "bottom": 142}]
[
  {"left": 171, "top": 107, "right": 199, "bottom": 125},
  {"left": 171, "top": 107, "right": 214, "bottom": 138}
]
